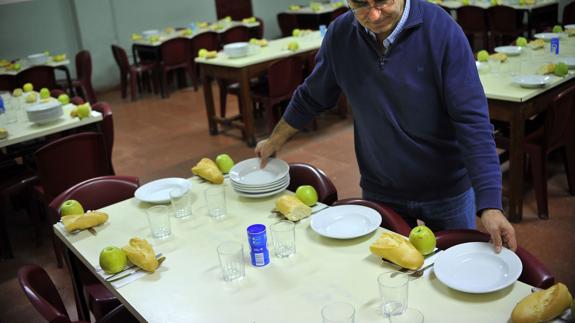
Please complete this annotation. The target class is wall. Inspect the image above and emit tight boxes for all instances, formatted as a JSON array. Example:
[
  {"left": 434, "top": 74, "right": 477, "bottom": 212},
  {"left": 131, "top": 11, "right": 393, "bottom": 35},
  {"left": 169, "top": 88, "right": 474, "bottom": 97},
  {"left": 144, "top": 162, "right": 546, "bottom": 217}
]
[{"left": 0, "top": 0, "right": 287, "bottom": 92}]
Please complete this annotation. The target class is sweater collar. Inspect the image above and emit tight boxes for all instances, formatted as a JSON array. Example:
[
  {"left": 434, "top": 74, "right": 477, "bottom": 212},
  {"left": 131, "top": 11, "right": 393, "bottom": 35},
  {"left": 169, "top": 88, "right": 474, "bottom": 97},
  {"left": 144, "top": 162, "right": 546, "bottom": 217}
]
[{"left": 352, "top": 0, "right": 423, "bottom": 36}]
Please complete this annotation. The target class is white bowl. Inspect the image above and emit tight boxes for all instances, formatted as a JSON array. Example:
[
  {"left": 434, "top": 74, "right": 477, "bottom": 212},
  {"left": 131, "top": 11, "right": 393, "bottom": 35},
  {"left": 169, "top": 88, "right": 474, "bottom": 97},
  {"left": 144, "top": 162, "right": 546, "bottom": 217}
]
[
  {"left": 26, "top": 100, "right": 63, "bottom": 124},
  {"left": 142, "top": 29, "right": 160, "bottom": 39},
  {"left": 223, "top": 42, "right": 249, "bottom": 58},
  {"left": 494, "top": 46, "right": 522, "bottom": 56},
  {"left": 27, "top": 53, "right": 48, "bottom": 65}
]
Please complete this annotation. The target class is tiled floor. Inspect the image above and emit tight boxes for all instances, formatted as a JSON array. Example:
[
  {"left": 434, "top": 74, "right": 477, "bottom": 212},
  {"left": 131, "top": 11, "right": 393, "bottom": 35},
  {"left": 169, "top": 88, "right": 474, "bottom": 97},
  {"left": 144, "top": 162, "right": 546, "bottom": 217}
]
[{"left": 1, "top": 84, "right": 574, "bottom": 322}]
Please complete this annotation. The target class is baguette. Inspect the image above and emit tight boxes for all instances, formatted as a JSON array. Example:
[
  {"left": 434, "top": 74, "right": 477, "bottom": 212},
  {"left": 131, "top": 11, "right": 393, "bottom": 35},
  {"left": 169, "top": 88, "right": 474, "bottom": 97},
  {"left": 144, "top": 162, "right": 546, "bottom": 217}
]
[
  {"left": 275, "top": 194, "right": 312, "bottom": 221},
  {"left": 490, "top": 52, "right": 508, "bottom": 62},
  {"left": 122, "top": 238, "right": 159, "bottom": 273},
  {"left": 511, "top": 283, "right": 573, "bottom": 323},
  {"left": 369, "top": 232, "right": 424, "bottom": 270},
  {"left": 536, "top": 63, "right": 555, "bottom": 75},
  {"left": 61, "top": 211, "right": 108, "bottom": 232},
  {"left": 191, "top": 158, "right": 224, "bottom": 184}
]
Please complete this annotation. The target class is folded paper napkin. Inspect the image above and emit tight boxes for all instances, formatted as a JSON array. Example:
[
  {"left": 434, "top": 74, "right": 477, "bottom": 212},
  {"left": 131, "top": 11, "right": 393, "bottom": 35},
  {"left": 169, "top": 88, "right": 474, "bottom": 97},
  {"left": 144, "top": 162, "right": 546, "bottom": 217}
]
[
  {"left": 381, "top": 249, "right": 443, "bottom": 278},
  {"left": 96, "top": 264, "right": 149, "bottom": 289}
]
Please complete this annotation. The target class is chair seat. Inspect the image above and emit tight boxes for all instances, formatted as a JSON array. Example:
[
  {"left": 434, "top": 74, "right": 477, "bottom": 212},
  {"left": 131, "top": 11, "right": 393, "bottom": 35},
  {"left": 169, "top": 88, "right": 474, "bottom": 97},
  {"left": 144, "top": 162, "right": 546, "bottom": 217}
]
[{"left": 86, "top": 283, "right": 121, "bottom": 320}]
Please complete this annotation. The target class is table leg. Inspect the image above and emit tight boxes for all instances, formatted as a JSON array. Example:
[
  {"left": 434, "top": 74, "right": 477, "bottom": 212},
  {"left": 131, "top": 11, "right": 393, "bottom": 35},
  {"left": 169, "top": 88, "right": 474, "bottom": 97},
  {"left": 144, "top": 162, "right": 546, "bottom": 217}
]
[
  {"left": 202, "top": 74, "right": 218, "bottom": 135},
  {"left": 55, "top": 66, "right": 74, "bottom": 97},
  {"left": 507, "top": 111, "right": 526, "bottom": 222},
  {"left": 63, "top": 247, "right": 90, "bottom": 321},
  {"left": 238, "top": 71, "right": 256, "bottom": 147}
]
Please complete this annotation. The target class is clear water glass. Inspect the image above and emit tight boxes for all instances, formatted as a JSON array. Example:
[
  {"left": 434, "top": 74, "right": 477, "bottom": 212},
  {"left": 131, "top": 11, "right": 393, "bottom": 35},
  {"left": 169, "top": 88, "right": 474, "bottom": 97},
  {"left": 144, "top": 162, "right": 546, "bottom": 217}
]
[
  {"left": 271, "top": 220, "right": 296, "bottom": 258},
  {"left": 321, "top": 302, "right": 355, "bottom": 323},
  {"left": 217, "top": 241, "right": 245, "bottom": 282},
  {"left": 146, "top": 205, "right": 172, "bottom": 239},
  {"left": 170, "top": 187, "right": 193, "bottom": 220},
  {"left": 204, "top": 186, "right": 227, "bottom": 219}
]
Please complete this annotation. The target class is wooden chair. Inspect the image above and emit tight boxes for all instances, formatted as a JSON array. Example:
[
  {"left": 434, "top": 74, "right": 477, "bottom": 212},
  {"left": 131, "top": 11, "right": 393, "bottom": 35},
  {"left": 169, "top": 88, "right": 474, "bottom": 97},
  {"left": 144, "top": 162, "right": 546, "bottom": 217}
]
[
  {"left": 277, "top": 13, "right": 299, "bottom": 37},
  {"left": 332, "top": 198, "right": 412, "bottom": 236},
  {"left": 190, "top": 31, "right": 219, "bottom": 91},
  {"left": 495, "top": 84, "right": 575, "bottom": 218},
  {"left": 563, "top": 1, "right": 575, "bottom": 25},
  {"left": 0, "top": 75, "right": 16, "bottom": 91},
  {"left": 159, "top": 38, "right": 193, "bottom": 98},
  {"left": 49, "top": 176, "right": 139, "bottom": 320},
  {"left": 287, "top": 162, "right": 338, "bottom": 205},
  {"left": 456, "top": 6, "right": 489, "bottom": 51},
  {"left": 487, "top": 6, "right": 526, "bottom": 49},
  {"left": 17, "top": 65, "right": 58, "bottom": 90},
  {"left": 435, "top": 229, "right": 555, "bottom": 288},
  {"left": 255, "top": 17, "right": 265, "bottom": 39},
  {"left": 215, "top": 0, "right": 253, "bottom": 20},
  {"left": 111, "top": 44, "right": 157, "bottom": 101},
  {"left": 70, "top": 50, "right": 98, "bottom": 103}
]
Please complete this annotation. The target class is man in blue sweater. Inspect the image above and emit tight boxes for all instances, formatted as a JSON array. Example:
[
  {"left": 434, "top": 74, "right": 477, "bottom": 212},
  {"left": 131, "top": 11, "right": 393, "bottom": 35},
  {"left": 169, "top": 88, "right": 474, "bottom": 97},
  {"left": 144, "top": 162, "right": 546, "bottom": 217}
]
[{"left": 256, "top": 0, "right": 517, "bottom": 252}]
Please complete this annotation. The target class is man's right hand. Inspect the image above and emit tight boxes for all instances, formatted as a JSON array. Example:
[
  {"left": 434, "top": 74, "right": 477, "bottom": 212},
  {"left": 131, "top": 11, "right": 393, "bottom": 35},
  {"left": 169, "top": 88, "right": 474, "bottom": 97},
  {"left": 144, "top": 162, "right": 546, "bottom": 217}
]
[
  {"left": 255, "top": 138, "right": 279, "bottom": 168},
  {"left": 254, "top": 118, "right": 299, "bottom": 168}
]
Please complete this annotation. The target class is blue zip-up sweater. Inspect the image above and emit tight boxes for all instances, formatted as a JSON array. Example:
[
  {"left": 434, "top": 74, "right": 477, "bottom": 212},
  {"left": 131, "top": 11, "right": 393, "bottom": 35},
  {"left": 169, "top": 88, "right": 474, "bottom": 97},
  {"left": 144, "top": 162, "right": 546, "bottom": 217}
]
[{"left": 283, "top": 0, "right": 502, "bottom": 212}]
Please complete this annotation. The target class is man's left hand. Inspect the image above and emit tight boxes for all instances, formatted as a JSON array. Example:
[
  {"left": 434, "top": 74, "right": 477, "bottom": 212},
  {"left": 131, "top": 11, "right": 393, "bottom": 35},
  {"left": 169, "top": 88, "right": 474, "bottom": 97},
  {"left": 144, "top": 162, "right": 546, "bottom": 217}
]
[{"left": 480, "top": 209, "right": 517, "bottom": 253}]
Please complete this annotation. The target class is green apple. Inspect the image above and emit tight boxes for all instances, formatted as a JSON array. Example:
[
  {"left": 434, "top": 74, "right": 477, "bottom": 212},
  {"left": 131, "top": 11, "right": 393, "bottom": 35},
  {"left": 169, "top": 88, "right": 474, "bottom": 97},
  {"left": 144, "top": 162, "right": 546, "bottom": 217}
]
[
  {"left": 554, "top": 62, "right": 568, "bottom": 77},
  {"left": 12, "top": 88, "right": 23, "bottom": 97},
  {"left": 409, "top": 225, "right": 436, "bottom": 255},
  {"left": 23, "top": 83, "right": 34, "bottom": 92},
  {"left": 77, "top": 103, "right": 91, "bottom": 119},
  {"left": 224, "top": 16, "right": 232, "bottom": 22},
  {"left": 295, "top": 185, "right": 318, "bottom": 206},
  {"left": 149, "top": 35, "right": 160, "bottom": 43},
  {"left": 287, "top": 41, "right": 300, "bottom": 52},
  {"left": 131, "top": 33, "right": 142, "bottom": 41},
  {"left": 249, "top": 38, "right": 259, "bottom": 45},
  {"left": 215, "top": 154, "right": 234, "bottom": 173},
  {"left": 477, "top": 50, "right": 489, "bottom": 62},
  {"left": 516, "top": 37, "right": 527, "bottom": 47},
  {"left": 25, "top": 93, "right": 37, "bottom": 103},
  {"left": 292, "top": 28, "right": 301, "bottom": 37},
  {"left": 39, "top": 88, "right": 50, "bottom": 99},
  {"left": 59, "top": 199, "right": 84, "bottom": 216},
  {"left": 198, "top": 48, "right": 208, "bottom": 58},
  {"left": 552, "top": 25, "right": 563, "bottom": 33},
  {"left": 461, "top": 0, "right": 469, "bottom": 5},
  {"left": 99, "top": 246, "right": 128, "bottom": 274},
  {"left": 58, "top": 94, "right": 70, "bottom": 105},
  {"left": 11, "top": 63, "right": 21, "bottom": 71}
]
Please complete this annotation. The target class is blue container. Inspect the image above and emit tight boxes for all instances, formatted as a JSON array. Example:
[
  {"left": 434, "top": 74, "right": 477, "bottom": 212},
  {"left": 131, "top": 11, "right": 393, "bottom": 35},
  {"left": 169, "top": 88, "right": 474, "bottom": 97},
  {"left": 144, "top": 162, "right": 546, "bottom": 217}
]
[{"left": 247, "top": 224, "right": 270, "bottom": 267}]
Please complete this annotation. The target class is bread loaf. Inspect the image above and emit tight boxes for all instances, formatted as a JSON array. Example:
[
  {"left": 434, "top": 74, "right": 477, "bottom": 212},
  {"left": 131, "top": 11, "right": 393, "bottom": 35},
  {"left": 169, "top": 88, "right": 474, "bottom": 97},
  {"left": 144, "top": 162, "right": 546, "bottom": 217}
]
[
  {"left": 511, "top": 283, "right": 573, "bottom": 323},
  {"left": 537, "top": 63, "right": 555, "bottom": 75},
  {"left": 61, "top": 211, "right": 108, "bottom": 232},
  {"left": 191, "top": 158, "right": 224, "bottom": 184},
  {"left": 528, "top": 39, "right": 545, "bottom": 49},
  {"left": 490, "top": 52, "right": 508, "bottom": 62},
  {"left": 122, "top": 238, "right": 159, "bottom": 273},
  {"left": 275, "top": 195, "right": 311, "bottom": 221},
  {"left": 370, "top": 232, "right": 424, "bottom": 270}
]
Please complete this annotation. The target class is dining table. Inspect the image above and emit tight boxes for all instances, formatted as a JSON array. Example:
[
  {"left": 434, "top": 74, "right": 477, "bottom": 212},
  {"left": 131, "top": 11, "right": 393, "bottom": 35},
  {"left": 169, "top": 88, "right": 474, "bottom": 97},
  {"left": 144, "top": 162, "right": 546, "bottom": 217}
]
[
  {"left": 282, "top": 3, "right": 344, "bottom": 30},
  {"left": 195, "top": 31, "right": 323, "bottom": 147},
  {"left": 0, "top": 56, "right": 73, "bottom": 93},
  {"left": 54, "top": 176, "right": 536, "bottom": 322}
]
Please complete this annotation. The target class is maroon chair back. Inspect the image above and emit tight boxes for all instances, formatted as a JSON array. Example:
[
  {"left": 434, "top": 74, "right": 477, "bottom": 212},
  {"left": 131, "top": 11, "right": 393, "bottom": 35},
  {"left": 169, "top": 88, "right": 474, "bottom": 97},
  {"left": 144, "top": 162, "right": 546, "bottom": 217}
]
[
  {"left": 332, "top": 198, "right": 412, "bottom": 236},
  {"left": 97, "top": 305, "right": 139, "bottom": 323},
  {"left": 191, "top": 31, "right": 220, "bottom": 54},
  {"left": 435, "top": 229, "right": 555, "bottom": 288},
  {"left": 0, "top": 75, "right": 15, "bottom": 91},
  {"left": 457, "top": 6, "right": 488, "bottom": 49},
  {"left": 91, "top": 102, "right": 115, "bottom": 173},
  {"left": 17, "top": 264, "right": 72, "bottom": 323},
  {"left": 287, "top": 162, "right": 338, "bottom": 205},
  {"left": 215, "top": 0, "right": 253, "bottom": 20},
  {"left": 267, "top": 57, "right": 303, "bottom": 98},
  {"left": 277, "top": 13, "right": 299, "bottom": 37},
  {"left": 17, "top": 65, "right": 57, "bottom": 89},
  {"left": 160, "top": 37, "right": 191, "bottom": 66},
  {"left": 564, "top": 1, "right": 575, "bottom": 24},
  {"left": 305, "top": 50, "right": 318, "bottom": 77},
  {"left": 255, "top": 17, "right": 265, "bottom": 39},
  {"left": 34, "top": 132, "right": 113, "bottom": 204},
  {"left": 110, "top": 45, "right": 130, "bottom": 75},
  {"left": 487, "top": 6, "right": 524, "bottom": 48},
  {"left": 331, "top": 7, "right": 348, "bottom": 22},
  {"left": 75, "top": 50, "right": 92, "bottom": 86},
  {"left": 220, "top": 26, "right": 250, "bottom": 46},
  {"left": 544, "top": 84, "right": 575, "bottom": 149}
]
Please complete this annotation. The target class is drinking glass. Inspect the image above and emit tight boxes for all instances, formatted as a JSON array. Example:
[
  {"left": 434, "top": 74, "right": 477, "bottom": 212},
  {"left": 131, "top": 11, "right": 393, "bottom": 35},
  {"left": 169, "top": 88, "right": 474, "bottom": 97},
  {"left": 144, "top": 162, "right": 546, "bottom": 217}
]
[
  {"left": 146, "top": 205, "right": 172, "bottom": 239},
  {"left": 378, "top": 272, "right": 423, "bottom": 323},
  {"left": 270, "top": 220, "right": 296, "bottom": 258},
  {"left": 321, "top": 302, "right": 355, "bottom": 323},
  {"left": 217, "top": 241, "right": 245, "bottom": 282},
  {"left": 204, "top": 186, "right": 227, "bottom": 219},
  {"left": 170, "top": 187, "right": 192, "bottom": 220}
]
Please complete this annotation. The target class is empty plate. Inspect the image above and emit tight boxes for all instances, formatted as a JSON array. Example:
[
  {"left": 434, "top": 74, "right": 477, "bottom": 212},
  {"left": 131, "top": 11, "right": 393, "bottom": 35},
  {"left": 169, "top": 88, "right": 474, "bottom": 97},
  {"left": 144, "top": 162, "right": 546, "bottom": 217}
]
[
  {"left": 229, "top": 158, "right": 289, "bottom": 186},
  {"left": 512, "top": 75, "right": 553, "bottom": 88},
  {"left": 534, "top": 32, "right": 561, "bottom": 41},
  {"left": 310, "top": 205, "right": 381, "bottom": 239},
  {"left": 559, "top": 57, "right": 575, "bottom": 69},
  {"left": 564, "top": 24, "right": 575, "bottom": 30},
  {"left": 434, "top": 242, "right": 522, "bottom": 293},
  {"left": 134, "top": 178, "right": 191, "bottom": 204},
  {"left": 494, "top": 46, "right": 522, "bottom": 56}
]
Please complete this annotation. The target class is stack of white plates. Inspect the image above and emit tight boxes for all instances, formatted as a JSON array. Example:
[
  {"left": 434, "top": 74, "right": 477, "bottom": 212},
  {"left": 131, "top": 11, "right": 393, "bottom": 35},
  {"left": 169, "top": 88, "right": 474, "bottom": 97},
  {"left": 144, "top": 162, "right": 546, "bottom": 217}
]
[
  {"left": 26, "top": 100, "right": 63, "bottom": 124},
  {"left": 229, "top": 158, "right": 290, "bottom": 198}
]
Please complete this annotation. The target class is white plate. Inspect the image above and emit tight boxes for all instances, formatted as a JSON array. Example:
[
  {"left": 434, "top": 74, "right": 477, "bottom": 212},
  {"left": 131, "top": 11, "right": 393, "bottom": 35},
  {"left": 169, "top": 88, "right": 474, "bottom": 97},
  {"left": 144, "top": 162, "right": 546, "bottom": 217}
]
[
  {"left": 234, "top": 180, "right": 289, "bottom": 198},
  {"left": 434, "top": 242, "right": 522, "bottom": 293},
  {"left": 559, "top": 57, "right": 575, "bottom": 69},
  {"left": 512, "top": 74, "right": 553, "bottom": 88},
  {"left": 232, "top": 175, "right": 290, "bottom": 193},
  {"left": 494, "top": 46, "right": 522, "bottom": 56},
  {"left": 564, "top": 24, "right": 575, "bottom": 30},
  {"left": 534, "top": 32, "right": 561, "bottom": 41},
  {"left": 134, "top": 178, "right": 191, "bottom": 204},
  {"left": 229, "top": 158, "right": 289, "bottom": 186},
  {"left": 475, "top": 61, "right": 490, "bottom": 73},
  {"left": 310, "top": 205, "right": 381, "bottom": 239}
]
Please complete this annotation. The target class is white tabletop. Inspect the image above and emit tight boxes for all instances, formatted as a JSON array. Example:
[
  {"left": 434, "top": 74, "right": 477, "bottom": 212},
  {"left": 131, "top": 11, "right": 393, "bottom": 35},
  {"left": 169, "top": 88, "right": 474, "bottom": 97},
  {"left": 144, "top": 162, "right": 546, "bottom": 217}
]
[
  {"left": 0, "top": 59, "right": 70, "bottom": 76},
  {"left": 54, "top": 177, "right": 534, "bottom": 323},
  {"left": 438, "top": 0, "right": 558, "bottom": 10},
  {"left": 283, "top": 4, "right": 342, "bottom": 15},
  {"left": 195, "top": 31, "right": 323, "bottom": 68},
  {"left": 0, "top": 96, "right": 102, "bottom": 148}
]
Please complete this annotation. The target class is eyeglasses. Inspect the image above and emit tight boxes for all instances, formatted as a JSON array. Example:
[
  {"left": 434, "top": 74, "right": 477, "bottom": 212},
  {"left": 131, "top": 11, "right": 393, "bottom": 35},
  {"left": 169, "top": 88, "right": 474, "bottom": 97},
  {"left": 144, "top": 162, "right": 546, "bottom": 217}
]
[{"left": 347, "top": 0, "right": 395, "bottom": 15}]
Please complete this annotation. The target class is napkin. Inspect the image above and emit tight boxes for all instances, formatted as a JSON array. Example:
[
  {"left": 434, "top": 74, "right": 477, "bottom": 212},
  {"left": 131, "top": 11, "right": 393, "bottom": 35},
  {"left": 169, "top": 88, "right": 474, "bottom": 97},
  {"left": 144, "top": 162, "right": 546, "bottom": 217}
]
[{"left": 96, "top": 265, "right": 149, "bottom": 289}]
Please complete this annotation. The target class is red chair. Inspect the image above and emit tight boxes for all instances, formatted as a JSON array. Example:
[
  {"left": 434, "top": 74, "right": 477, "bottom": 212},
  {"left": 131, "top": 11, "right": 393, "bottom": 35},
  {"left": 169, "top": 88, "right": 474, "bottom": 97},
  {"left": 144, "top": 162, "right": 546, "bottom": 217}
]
[
  {"left": 564, "top": 1, "right": 575, "bottom": 24},
  {"left": 71, "top": 50, "right": 98, "bottom": 104},
  {"left": 487, "top": 6, "right": 526, "bottom": 50},
  {"left": 331, "top": 7, "right": 348, "bottom": 22},
  {"left": 220, "top": 25, "right": 250, "bottom": 47},
  {"left": 0, "top": 74, "right": 15, "bottom": 91},
  {"left": 456, "top": 6, "right": 489, "bottom": 51},
  {"left": 496, "top": 84, "right": 575, "bottom": 218},
  {"left": 277, "top": 13, "right": 299, "bottom": 37},
  {"left": 111, "top": 44, "right": 157, "bottom": 101},
  {"left": 255, "top": 17, "right": 265, "bottom": 39},
  {"left": 91, "top": 102, "right": 115, "bottom": 174},
  {"left": 49, "top": 176, "right": 139, "bottom": 320},
  {"left": 251, "top": 57, "right": 304, "bottom": 133},
  {"left": 435, "top": 229, "right": 555, "bottom": 288},
  {"left": 287, "top": 162, "right": 338, "bottom": 205},
  {"left": 17, "top": 65, "right": 58, "bottom": 90},
  {"left": 159, "top": 37, "right": 193, "bottom": 98},
  {"left": 190, "top": 31, "right": 219, "bottom": 91},
  {"left": 332, "top": 198, "right": 412, "bottom": 236}
]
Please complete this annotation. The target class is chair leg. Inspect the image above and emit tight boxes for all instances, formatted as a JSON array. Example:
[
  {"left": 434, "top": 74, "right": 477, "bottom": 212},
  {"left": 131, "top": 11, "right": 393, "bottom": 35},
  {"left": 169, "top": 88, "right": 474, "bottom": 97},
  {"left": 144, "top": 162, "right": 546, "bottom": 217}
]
[
  {"left": 0, "top": 195, "right": 14, "bottom": 259},
  {"left": 529, "top": 150, "right": 549, "bottom": 219},
  {"left": 129, "top": 71, "right": 138, "bottom": 101},
  {"left": 563, "top": 145, "right": 575, "bottom": 195},
  {"left": 162, "top": 70, "right": 169, "bottom": 98},
  {"left": 119, "top": 74, "right": 128, "bottom": 99}
]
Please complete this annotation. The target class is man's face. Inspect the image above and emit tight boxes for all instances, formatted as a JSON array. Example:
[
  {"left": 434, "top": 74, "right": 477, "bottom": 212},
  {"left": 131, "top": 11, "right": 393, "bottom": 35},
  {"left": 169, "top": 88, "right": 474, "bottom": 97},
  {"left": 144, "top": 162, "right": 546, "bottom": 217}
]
[{"left": 348, "top": 0, "right": 405, "bottom": 35}]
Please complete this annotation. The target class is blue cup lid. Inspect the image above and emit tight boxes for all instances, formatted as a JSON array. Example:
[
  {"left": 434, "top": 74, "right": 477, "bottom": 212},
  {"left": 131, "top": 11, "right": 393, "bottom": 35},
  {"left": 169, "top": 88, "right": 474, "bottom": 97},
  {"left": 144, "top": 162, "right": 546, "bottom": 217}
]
[{"left": 247, "top": 224, "right": 266, "bottom": 235}]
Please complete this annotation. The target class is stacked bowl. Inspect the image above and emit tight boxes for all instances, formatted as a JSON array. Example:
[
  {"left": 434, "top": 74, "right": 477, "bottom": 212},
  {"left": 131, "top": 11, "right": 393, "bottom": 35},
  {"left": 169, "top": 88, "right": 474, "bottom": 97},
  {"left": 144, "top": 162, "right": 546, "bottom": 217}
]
[{"left": 229, "top": 158, "right": 290, "bottom": 198}]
